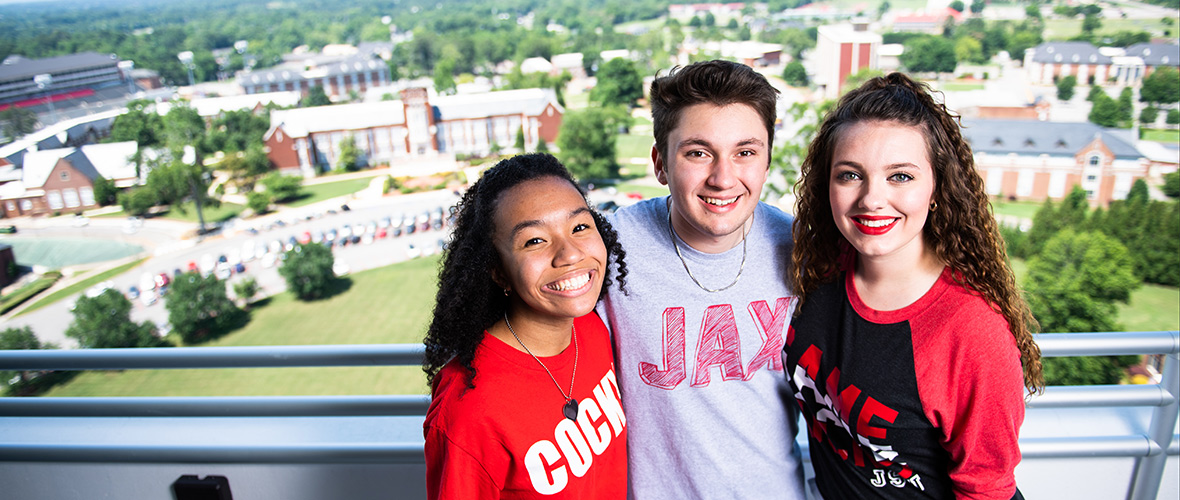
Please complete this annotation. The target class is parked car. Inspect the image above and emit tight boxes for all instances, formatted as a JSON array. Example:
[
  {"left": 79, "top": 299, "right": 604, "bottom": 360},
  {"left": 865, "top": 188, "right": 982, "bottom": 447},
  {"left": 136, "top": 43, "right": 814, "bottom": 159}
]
[
  {"left": 140, "top": 290, "right": 158, "bottom": 306},
  {"left": 127, "top": 286, "right": 140, "bottom": 300},
  {"left": 139, "top": 272, "right": 156, "bottom": 291},
  {"left": 154, "top": 273, "right": 171, "bottom": 289}
]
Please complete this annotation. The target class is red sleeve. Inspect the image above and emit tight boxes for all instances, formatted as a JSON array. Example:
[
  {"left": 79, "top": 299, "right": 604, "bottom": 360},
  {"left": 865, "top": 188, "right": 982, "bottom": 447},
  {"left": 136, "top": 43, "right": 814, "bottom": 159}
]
[
  {"left": 425, "top": 424, "right": 502, "bottom": 500},
  {"left": 912, "top": 293, "right": 1026, "bottom": 500}
]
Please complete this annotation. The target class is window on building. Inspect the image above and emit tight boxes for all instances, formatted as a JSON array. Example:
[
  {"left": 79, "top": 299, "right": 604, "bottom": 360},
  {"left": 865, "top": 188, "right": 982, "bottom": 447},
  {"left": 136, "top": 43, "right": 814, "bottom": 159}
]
[
  {"left": 19, "top": 200, "right": 32, "bottom": 212},
  {"left": 5, "top": 202, "right": 13, "bottom": 212},
  {"left": 60, "top": 171, "right": 69, "bottom": 181},
  {"left": 80, "top": 186, "right": 95, "bottom": 206},
  {"left": 63, "top": 188, "right": 80, "bottom": 208},
  {"left": 47, "top": 191, "right": 64, "bottom": 210},
  {"left": 1086, "top": 175, "right": 1098, "bottom": 182},
  {"left": 1088, "top": 155, "right": 1101, "bottom": 166},
  {"left": 1086, "top": 190, "right": 1095, "bottom": 199}
]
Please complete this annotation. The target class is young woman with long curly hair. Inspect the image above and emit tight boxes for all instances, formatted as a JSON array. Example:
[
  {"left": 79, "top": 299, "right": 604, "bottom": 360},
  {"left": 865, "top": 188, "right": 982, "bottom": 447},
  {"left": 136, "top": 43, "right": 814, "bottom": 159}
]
[
  {"left": 422, "top": 153, "right": 628, "bottom": 499},
  {"left": 783, "top": 73, "right": 1043, "bottom": 500}
]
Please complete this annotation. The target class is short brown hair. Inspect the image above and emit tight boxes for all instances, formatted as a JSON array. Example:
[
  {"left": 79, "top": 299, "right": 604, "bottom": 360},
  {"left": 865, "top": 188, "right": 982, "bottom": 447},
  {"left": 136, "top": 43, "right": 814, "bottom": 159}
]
[{"left": 650, "top": 60, "right": 779, "bottom": 159}]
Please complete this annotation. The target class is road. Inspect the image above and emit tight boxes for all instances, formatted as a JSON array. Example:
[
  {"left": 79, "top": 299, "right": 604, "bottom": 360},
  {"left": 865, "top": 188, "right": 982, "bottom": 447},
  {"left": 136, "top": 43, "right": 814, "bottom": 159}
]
[{"left": 1, "top": 189, "right": 462, "bottom": 348}]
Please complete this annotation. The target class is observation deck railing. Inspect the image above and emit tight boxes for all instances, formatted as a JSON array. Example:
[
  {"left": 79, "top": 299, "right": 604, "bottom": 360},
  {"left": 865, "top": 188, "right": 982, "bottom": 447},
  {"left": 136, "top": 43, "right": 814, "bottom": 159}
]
[{"left": 0, "top": 331, "right": 1176, "bottom": 499}]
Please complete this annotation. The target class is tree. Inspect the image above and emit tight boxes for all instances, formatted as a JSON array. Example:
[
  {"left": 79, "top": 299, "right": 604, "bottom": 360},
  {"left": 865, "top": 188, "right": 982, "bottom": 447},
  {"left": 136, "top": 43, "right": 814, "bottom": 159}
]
[
  {"left": 1163, "top": 171, "right": 1180, "bottom": 199},
  {"left": 247, "top": 191, "right": 271, "bottom": 214},
  {"left": 900, "top": 36, "right": 957, "bottom": 74},
  {"left": 232, "top": 277, "right": 261, "bottom": 307},
  {"left": 279, "top": 243, "right": 337, "bottom": 300},
  {"left": 1116, "top": 87, "right": 1134, "bottom": 125},
  {"left": 1087, "top": 85, "right": 1106, "bottom": 102},
  {"left": 261, "top": 172, "right": 303, "bottom": 203},
  {"left": 1139, "top": 106, "right": 1159, "bottom": 124},
  {"left": 590, "top": 58, "right": 644, "bottom": 109},
  {"left": 1088, "top": 92, "right": 1121, "bottom": 128},
  {"left": 970, "top": 0, "right": 985, "bottom": 14},
  {"left": 91, "top": 175, "right": 119, "bottom": 206},
  {"left": 1025, "top": 230, "right": 1141, "bottom": 385},
  {"left": 1140, "top": 67, "right": 1180, "bottom": 104},
  {"left": 1007, "top": 30, "right": 1042, "bottom": 59},
  {"left": 65, "top": 289, "right": 165, "bottom": 349},
  {"left": 222, "top": 144, "right": 272, "bottom": 190},
  {"left": 948, "top": 0, "right": 965, "bottom": 13},
  {"left": 0, "top": 107, "right": 38, "bottom": 139},
  {"left": 536, "top": 137, "right": 550, "bottom": 153},
  {"left": 336, "top": 135, "right": 363, "bottom": 171},
  {"left": 954, "top": 37, "right": 985, "bottom": 64},
  {"left": 166, "top": 271, "right": 243, "bottom": 343},
  {"left": 107, "top": 99, "right": 163, "bottom": 148},
  {"left": 1081, "top": 13, "right": 1102, "bottom": 35},
  {"left": 433, "top": 58, "right": 457, "bottom": 96},
  {"left": 160, "top": 104, "right": 216, "bottom": 233},
  {"left": 119, "top": 187, "right": 158, "bottom": 216},
  {"left": 0, "top": 326, "right": 57, "bottom": 395},
  {"left": 1169, "top": 109, "right": 1180, "bottom": 125},
  {"left": 842, "top": 68, "right": 885, "bottom": 95},
  {"left": 782, "top": 61, "right": 809, "bottom": 87},
  {"left": 557, "top": 107, "right": 623, "bottom": 180},
  {"left": 1056, "top": 75, "right": 1077, "bottom": 101},
  {"left": 302, "top": 86, "right": 331, "bottom": 107},
  {"left": 514, "top": 126, "right": 526, "bottom": 151}
]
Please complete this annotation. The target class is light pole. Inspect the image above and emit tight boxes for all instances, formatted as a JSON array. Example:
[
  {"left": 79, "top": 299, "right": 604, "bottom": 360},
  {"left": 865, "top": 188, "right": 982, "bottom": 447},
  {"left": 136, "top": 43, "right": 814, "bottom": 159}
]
[
  {"left": 33, "top": 73, "right": 55, "bottom": 124},
  {"left": 177, "top": 51, "right": 195, "bottom": 87},
  {"left": 117, "top": 60, "right": 136, "bottom": 94}
]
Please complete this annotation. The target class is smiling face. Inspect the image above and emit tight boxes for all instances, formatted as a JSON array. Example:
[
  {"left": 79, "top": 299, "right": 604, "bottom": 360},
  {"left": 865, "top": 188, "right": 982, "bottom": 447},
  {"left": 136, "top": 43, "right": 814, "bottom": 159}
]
[
  {"left": 654, "top": 103, "right": 769, "bottom": 254},
  {"left": 829, "top": 121, "right": 937, "bottom": 266},
  {"left": 492, "top": 176, "right": 607, "bottom": 326}
]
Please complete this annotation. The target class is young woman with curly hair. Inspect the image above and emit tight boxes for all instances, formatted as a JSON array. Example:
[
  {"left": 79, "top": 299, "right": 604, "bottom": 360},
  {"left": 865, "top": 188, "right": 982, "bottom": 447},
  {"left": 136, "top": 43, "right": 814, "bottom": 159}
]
[
  {"left": 783, "top": 73, "right": 1043, "bottom": 500},
  {"left": 423, "top": 153, "right": 628, "bottom": 499}
]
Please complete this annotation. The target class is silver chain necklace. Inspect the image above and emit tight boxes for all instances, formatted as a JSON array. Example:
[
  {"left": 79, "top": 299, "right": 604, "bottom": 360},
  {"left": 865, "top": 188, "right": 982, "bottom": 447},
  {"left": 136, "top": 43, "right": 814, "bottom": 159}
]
[
  {"left": 668, "top": 208, "right": 750, "bottom": 293},
  {"left": 504, "top": 312, "right": 579, "bottom": 421}
]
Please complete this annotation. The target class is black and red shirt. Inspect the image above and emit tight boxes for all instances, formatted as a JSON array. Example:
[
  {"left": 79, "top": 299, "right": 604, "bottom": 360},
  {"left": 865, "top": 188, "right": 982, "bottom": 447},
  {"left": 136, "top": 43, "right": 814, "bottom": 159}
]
[{"left": 783, "top": 268, "right": 1025, "bottom": 499}]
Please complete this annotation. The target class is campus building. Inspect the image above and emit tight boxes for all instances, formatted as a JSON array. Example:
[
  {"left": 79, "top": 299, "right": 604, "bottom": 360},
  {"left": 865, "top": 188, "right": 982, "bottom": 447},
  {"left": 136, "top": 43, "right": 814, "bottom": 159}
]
[
  {"left": 961, "top": 119, "right": 1161, "bottom": 206},
  {"left": 264, "top": 88, "right": 563, "bottom": 176},
  {"left": 0, "top": 52, "right": 126, "bottom": 106},
  {"left": 237, "top": 55, "right": 391, "bottom": 101},
  {"left": 814, "top": 22, "right": 882, "bottom": 100},
  {"left": 0, "top": 141, "right": 141, "bottom": 218},
  {"left": 1023, "top": 42, "right": 1178, "bottom": 86}
]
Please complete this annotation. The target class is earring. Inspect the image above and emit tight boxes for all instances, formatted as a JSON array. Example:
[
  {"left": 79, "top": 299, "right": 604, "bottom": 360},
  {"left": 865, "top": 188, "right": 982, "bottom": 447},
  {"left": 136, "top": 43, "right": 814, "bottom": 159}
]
[
  {"left": 503, "top": 288, "right": 510, "bottom": 296},
  {"left": 929, "top": 200, "right": 938, "bottom": 211}
]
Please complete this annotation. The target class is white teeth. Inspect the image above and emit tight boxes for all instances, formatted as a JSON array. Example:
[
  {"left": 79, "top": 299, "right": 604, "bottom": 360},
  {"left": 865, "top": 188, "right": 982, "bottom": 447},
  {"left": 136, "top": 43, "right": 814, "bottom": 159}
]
[
  {"left": 703, "top": 196, "right": 738, "bottom": 206},
  {"left": 551, "top": 272, "right": 591, "bottom": 291},
  {"left": 857, "top": 218, "right": 896, "bottom": 228}
]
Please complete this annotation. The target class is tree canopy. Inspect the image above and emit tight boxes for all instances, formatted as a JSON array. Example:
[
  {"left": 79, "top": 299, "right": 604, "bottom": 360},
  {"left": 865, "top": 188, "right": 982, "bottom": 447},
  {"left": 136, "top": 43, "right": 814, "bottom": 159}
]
[
  {"left": 590, "top": 58, "right": 644, "bottom": 109},
  {"left": 557, "top": 107, "right": 624, "bottom": 180},
  {"left": 166, "top": 271, "right": 243, "bottom": 344},
  {"left": 279, "top": 243, "right": 338, "bottom": 300},
  {"left": 65, "top": 290, "right": 166, "bottom": 349},
  {"left": 900, "top": 36, "right": 957, "bottom": 74},
  {"left": 1141, "top": 67, "right": 1180, "bottom": 105}
]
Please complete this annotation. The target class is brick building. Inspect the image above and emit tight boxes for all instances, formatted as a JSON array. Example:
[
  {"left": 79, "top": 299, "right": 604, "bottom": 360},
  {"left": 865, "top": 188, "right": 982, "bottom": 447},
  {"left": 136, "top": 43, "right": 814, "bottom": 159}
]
[
  {"left": 264, "top": 88, "right": 563, "bottom": 175},
  {"left": 814, "top": 23, "right": 882, "bottom": 100},
  {"left": 0, "top": 142, "right": 140, "bottom": 217},
  {"left": 962, "top": 119, "right": 1153, "bottom": 206},
  {"left": 238, "top": 55, "right": 390, "bottom": 101}
]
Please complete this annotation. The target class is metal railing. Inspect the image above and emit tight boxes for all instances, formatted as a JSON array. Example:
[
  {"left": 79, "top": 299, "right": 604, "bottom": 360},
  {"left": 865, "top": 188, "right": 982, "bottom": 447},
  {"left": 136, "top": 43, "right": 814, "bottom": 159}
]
[{"left": 0, "top": 331, "right": 1177, "bottom": 498}]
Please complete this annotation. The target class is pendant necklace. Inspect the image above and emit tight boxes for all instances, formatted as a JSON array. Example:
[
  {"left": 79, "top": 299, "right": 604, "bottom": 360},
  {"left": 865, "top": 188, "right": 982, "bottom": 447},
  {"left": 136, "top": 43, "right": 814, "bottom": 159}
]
[
  {"left": 668, "top": 208, "right": 750, "bottom": 293},
  {"left": 504, "top": 313, "right": 579, "bottom": 421}
]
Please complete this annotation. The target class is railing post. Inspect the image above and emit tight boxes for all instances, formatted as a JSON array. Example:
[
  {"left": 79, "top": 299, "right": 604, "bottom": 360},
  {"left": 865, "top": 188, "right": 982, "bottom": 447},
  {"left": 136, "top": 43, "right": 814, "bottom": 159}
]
[{"left": 1129, "top": 345, "right": 1179, "bottom": 500}]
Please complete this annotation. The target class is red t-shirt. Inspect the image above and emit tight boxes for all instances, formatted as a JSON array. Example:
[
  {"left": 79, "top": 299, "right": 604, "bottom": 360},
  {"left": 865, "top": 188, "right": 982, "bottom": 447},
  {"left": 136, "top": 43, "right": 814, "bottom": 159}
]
[
  {"left": 784, "top": 268, "right": 1025, "bottom": 499},
  {"left": 425, "top": 312, "right": 627, "bottom": 499}
]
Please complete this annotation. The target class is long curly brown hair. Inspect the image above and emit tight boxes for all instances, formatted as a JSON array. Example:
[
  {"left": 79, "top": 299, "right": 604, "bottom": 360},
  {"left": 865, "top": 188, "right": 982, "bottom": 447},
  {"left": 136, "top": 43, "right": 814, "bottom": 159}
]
[{"left": 791, "top": 72, "right": 1044, "bottom": 395}]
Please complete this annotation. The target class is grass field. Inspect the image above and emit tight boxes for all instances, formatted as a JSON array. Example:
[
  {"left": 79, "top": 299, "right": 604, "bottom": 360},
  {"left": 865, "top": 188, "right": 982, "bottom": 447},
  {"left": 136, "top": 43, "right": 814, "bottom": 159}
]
[
  {"left": 1009, "top": 258, "right": 1180, "bottom": 332},
  {"left": 44, "top": 256, "right": 441, "bottom": 397},
  {"left": 17, "top": 258, "right": 148, "bottom": 317},
  {"left": 1141, "top": 129, "right": 1180, "bottom": 142},
  {"left": 282, "top": 178, "right": 373, "bottom": 208},
  {"left": 990, "top": 200, "right": 1043, "bottom": 221},
  {"left": 1042, "top": 17, "right": 1169, "bottom": 40},
  {"left": 160, "top": 201, "right": 244, "bottom": 224},
  {"left": 941, "top": 82, "right": 985, "bottom": 91},
  {"left": 617, "top": 133, "right": 654, "bottom": 161}
]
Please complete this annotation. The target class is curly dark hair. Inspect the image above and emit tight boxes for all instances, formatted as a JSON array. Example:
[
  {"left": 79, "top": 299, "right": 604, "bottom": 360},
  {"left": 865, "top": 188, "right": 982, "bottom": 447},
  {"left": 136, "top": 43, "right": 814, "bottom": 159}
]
[
  {"left": 650, "top": 59, "right": 780, "bottom": 160},
  {"left": 791, "top": 72, "right": 1044, "bottom": 395},
  {"left": 423, "top": 153, "right": 628, "bottom": 389}
]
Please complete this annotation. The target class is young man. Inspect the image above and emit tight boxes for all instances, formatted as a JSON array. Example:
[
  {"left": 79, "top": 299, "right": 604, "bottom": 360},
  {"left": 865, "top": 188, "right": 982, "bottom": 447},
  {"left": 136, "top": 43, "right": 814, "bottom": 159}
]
[{"left": 599, "top": 60, "right": 806, "bottom": 498}]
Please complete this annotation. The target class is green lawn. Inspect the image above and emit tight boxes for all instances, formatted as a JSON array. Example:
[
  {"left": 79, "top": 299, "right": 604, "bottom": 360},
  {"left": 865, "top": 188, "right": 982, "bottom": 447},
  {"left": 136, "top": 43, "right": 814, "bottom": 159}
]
[
  {"left": 941, "top": 82, "right": 985, "bottom": 91},
  {"left": 564, "top": 91, "right": 590, "bottom": 110},
  {"left": 617, "top": 134, "right": 654, "bottom": 161},
  {"left": 1116, "top": 284, "right": 1180, "bottom": 332},
  {"left": 282, "top": 178, "right": 373, "bottom": 208},
  {"left": 616, "top": 182, "right": 669, "bottom": 199},
  {"left": 17, "top": 258, "right": 147, "bottom": 317},
  {"left": 1043, "top": 17, "right": 1168, "bottom": 40},
  {"left": 991, "top": 200, "right": 1043, "bottom": 221},
  {"left": 1141, "top": 129, "right": 1180, "bottom": 142},
  {"left": 1010, "top": 258, "right": 1180, "bottom": 332},
  {"left": 44, "top": 256, "right": 441, "bottom": 397},
  {"left": 159, "top": 201, "right": 244, "bottom": 224}
]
